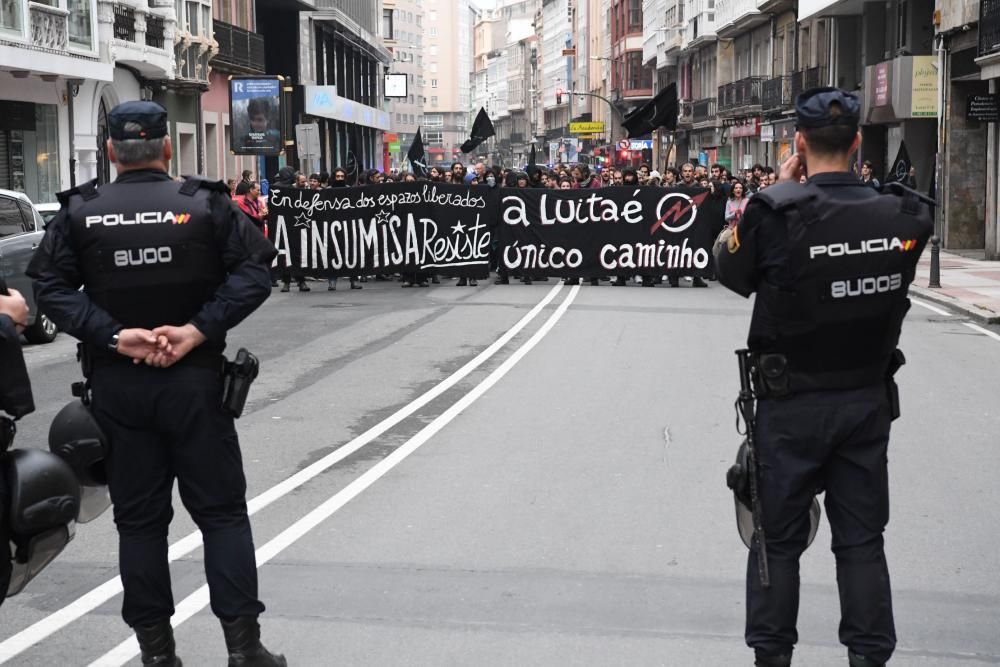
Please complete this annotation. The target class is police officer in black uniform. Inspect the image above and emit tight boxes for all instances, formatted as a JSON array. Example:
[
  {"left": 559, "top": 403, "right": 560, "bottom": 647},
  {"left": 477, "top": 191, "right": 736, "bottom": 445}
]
[
  {"left": 27, "top": 101, "right": 286, "bottom": 667},
  {"left": 714, "top": 88, "right": 932, "bottom": 667}
]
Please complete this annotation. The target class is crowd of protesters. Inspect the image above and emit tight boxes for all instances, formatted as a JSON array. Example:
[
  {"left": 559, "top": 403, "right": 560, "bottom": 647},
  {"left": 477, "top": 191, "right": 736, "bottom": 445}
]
[{"left": 225, "top": 158, "right": 800, "bottom": 291}]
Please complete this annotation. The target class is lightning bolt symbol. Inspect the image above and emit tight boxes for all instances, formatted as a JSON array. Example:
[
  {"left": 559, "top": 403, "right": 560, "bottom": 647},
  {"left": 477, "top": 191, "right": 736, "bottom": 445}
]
[{"left": 650, "top": 191, "right": 710, "bottom": 235}]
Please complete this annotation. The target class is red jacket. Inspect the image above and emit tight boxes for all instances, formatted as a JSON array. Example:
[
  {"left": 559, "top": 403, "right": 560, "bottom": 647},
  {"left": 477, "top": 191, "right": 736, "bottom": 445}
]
[{"left": 237, "top": 195, "right": 265, "bottom": 230}]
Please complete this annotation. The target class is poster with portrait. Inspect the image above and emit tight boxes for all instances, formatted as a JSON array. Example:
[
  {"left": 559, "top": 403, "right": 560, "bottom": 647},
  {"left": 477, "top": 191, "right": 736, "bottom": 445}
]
[{"left": 229, "top": 76, "right": 284, "bottom": 156}]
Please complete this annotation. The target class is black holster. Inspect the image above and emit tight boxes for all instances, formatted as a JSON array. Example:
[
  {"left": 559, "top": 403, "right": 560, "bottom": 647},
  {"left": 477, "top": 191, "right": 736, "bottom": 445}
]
[
  {"left": 221, "top": 349, "right": 259, "bottom": 418},
  {"left": 886, "top": 348, "right": 905, "bottom": 420},
  {"left": 752, "top": 353, "right": 791, "bottom": 399}
]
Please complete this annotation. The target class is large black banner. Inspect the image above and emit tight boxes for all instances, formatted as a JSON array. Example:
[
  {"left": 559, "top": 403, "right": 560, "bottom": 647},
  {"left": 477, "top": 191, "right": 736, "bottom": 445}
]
[
  {"left": 266, "top": 183, "right": 497, "bottom": 277},
  {"left": 498, "top": 186, "right": 724, "bottom": 278},
  {"left": 265, "top": 183, "right": 725, "bottom": 278}
]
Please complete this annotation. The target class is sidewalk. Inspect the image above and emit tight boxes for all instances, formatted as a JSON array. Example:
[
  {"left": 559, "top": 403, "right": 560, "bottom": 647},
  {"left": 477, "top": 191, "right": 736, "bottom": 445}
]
[{"left": 910, "top": 248, "right": 1000, "bottom": 324}]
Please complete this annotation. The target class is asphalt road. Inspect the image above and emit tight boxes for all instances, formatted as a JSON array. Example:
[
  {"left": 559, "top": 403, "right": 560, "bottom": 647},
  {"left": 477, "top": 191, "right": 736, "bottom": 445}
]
[{"left": 1, "top": 277, "right": 998, "bottom": 666}]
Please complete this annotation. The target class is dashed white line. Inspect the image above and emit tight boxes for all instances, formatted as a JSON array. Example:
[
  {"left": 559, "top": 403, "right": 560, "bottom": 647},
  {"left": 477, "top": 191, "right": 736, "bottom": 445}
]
[{"left": 87, "top": 284, "right": 582, "bottom": 666}]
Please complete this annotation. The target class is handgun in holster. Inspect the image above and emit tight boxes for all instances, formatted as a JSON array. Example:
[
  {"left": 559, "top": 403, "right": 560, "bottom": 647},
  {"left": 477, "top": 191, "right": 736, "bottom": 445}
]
[
  {"left": 885, "top": 348, "right": 905, "bottom": 420},
  {"left": 221, "top": 348, "right": 259, "bottom": 418}
]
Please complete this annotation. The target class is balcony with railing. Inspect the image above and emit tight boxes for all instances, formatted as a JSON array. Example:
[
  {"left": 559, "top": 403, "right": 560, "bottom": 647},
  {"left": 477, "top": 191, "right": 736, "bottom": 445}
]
[
  {"left": 981, "top": 0, "right": 1000, "bottom": 58},
  {"left": 761, "top": 75, "right": 792, "bottom": 114},
  {"left": 789, "top": 66, "right": 826, "bottom": 101},
  {"left": 692, "top": 97, "right": 717, "bottom": 124},
  {"left": 109, "top": 1, "right": 175, "bottom": 79},
  {"left": 145, "top": 14, "right": 164, "bottom": 49},
  {"left": 717, "top": 76, "right": 763, "bottom": 115},
  {"left": 211, "top": 21, "right": 265, "bottom": 74}
]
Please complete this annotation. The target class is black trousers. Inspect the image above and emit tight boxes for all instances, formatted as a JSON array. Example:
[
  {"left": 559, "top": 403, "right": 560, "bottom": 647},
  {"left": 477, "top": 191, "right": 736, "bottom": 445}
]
[
  {"left": 91, "top": 362, "right": 265, "bottom": 628},
  {"left": 747, "top": 385, "right": 895, "bottom": 664}
]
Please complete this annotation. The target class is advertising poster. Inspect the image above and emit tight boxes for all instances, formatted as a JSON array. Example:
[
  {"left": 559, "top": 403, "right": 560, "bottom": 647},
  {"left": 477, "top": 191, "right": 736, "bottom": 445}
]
[{"left": 230, "top": 76, "right": 284, "bottom": 156}]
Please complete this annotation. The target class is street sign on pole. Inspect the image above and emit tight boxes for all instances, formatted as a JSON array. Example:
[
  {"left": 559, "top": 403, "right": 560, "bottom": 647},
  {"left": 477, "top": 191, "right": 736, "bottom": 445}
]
[{"left": 295, "top": 123, "right": 321, "bottom": 160}]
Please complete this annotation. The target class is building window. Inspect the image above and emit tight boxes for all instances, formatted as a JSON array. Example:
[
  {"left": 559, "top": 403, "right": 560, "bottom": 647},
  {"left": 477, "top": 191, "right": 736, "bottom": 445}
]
[
  {"left": 430, "top": 62, "right": 438, "bottom": 72},
  {"left": 185, "top": 1, "right": 199, "bottom": 34},
  {"left": 625, "top": 50, "right": 651, "bottom": 90},
  {"left": 895, "top": 1, "right": 908, "bottom": 51},
  {"left": 383, "top": 8, "right": 394, "bottom": 40},
  {"left": 429, "top": 26, "right": 437, "bottom": 37},
  {"left": 68, "top": 0, "right": 94, "bottom": 48},
  {"left": 431, "top": 79, "right": 438, "bottom": 88},
  {"left": 627, "top": 0, "right": 642, "bottom": 31},
  {"left": 431, "top": 96, "right": 438, "bottom": 107},
  {"left": 0, "top": 0, "right": 22, "bottom": 33},
  {"left": 425, "top": 114, "right": 443, "bottom": 127}
]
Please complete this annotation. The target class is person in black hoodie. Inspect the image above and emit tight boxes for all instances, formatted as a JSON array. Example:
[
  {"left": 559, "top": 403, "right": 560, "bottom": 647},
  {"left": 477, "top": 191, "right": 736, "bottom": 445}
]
[
  {"left": 271, "top": 167, "right": 310, "bottom": 292},
  {"left": 326, "top": 167, "right": 362, "bottom": 291}
]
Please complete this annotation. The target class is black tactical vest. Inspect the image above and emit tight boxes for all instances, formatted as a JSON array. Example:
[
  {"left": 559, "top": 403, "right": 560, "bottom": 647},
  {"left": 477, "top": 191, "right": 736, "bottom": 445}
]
[
  {"left": 748, "top": 181, "right": 933, "bottom": 391},
  {"left": 65, "top": 178, "right": 227, "bottom": 361}
]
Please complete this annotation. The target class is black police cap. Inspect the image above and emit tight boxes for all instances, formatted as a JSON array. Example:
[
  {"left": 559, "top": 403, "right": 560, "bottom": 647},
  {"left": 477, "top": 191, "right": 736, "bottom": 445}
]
[
  {"left": 108, "top": 101, "right": 168, "bottom": 140},
  {"left": 795, "top": 87, "right": 860, "bottom": 129}
]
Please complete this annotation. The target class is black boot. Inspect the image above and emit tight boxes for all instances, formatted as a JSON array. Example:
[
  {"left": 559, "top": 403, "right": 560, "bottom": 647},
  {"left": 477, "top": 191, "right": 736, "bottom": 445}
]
[
  {"left": 754, "top": 651, "right": 792, "bottom": 667},
  {"left": 692, "top": 276, "right": 708, "bottom": 287},
  {"left": 297, "top": 280, "right": 310, "bottom": 292},
  {"left": 848, "top": 651, "right": 885, "bottom": 667},
  {"left": 134, "top": 620, "right": 182, "bottom": 666},
  {"left": 221, "top": 617, "right": 287, "bottom": 667},
  {"left": 456, "top": 278, "right": 468, "bottom": 286}
]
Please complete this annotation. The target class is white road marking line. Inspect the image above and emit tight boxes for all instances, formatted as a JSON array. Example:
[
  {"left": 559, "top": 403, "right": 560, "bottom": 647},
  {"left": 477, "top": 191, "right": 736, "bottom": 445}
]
[
  {"left": 910, "top": 298, "right": 1000, "bottom": 342},
  {"left": 87, "top": 284, "right": 582, "bottom": 667},
  {"left": 962, "top": 322, "right": 1000, "bottom": 343},
  {"left": 0, "top": 283, "right": 565, "bottom": 664},
  {"left": 911, "top": 298, "right": 953, "bottom": 317}
]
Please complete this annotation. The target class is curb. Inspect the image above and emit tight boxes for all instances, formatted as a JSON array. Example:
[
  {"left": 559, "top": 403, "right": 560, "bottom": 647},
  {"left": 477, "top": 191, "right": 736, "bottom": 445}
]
[{"left": 909, "top": 285, "right": 1000, "bottom": 324}]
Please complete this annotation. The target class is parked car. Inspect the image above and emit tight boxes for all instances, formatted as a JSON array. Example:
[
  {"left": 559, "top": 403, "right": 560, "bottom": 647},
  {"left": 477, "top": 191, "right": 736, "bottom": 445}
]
[
  {"left": 35, "top": 203, "right": 60, "bottom": 227},
  {"left": 0, "top": 189, "right": 58, "bottom": 344}
]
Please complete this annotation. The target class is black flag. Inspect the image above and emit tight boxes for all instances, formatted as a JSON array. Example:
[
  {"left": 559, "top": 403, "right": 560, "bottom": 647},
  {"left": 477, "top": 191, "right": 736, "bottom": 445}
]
[
  {"left": 885, "top": 141, "right": 912, "bottom": 184},
  {"left": 461, "top": 107, "right": 496, "bottom": 153},
  {"left": 621, "top": 82, "right": 679, "bottom": 139},
  {"left": 528, "top": 144, "right": 536, "bottom": 166},
  {"left": 407, "top": 128, "right": 428, "bottom": 178}
]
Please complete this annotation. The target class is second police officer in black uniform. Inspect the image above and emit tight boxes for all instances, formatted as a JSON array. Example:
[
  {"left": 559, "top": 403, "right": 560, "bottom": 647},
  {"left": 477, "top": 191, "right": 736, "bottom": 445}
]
[
  {"left": 714, "top": 88, "right": 932, "bottom": 667},
  {"left": 27, "top": 101, "right": 286, "bottom": 667}
]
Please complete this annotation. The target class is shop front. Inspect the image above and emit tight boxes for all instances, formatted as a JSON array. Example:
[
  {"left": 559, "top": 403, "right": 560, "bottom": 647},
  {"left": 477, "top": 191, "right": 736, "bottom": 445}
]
[
  {"left": 304, "top": 85, "right": 390, "bottom": 175},
  {"left": 760, "top": 119, "right": 796, "bottom": 169},
  {"left": 0, "top": 98, "right": 63, "bottom": 205},
  {"left": 687, "top": 128, "right": 729, "bottom": 171},
  {"left": 729, "top": 116, "right": 761, "bottom": 170}
]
